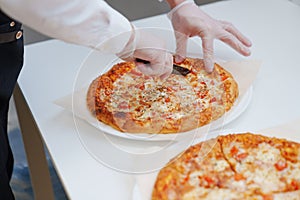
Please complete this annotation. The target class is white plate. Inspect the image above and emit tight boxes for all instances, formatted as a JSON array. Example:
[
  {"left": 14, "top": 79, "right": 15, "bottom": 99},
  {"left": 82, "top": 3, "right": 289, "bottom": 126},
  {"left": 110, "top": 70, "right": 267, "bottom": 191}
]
[
  {"left": 67, "top": 85, "right": 253, "bottom": 142},
  {"left": 69, "top": 89, "right": 253, "bottom": 174}
]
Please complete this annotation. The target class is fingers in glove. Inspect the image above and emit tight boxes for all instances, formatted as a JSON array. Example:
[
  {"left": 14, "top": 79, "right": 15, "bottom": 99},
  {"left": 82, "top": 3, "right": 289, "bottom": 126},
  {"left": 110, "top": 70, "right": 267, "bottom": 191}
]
[
  {"left": 159, "top": 53, "right": 173, "bottom": 80},
  {"left": 135, "top": 51, "right": 173, "bottom": 80},
  {"left": 174, "top": 31, "right": 188, "bottom": 63},
  {"left": 202, "top": 36, "right": 215, "bottom": 73},
  {"left": 220, "top": 20, "right": 252, "bottom": 47},
  {"left": 218, "top": 31, "right": 251, "bottom": 56}
]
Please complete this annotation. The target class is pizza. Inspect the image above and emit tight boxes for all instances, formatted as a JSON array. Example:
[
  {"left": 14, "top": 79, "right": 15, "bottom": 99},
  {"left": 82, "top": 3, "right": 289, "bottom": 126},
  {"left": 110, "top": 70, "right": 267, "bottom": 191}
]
[
  {"left": 152, "top": 133, "right": 300, "bottom": 199},
  {"left": 86, "top": 57, "right": 238, "bottom": 134}
]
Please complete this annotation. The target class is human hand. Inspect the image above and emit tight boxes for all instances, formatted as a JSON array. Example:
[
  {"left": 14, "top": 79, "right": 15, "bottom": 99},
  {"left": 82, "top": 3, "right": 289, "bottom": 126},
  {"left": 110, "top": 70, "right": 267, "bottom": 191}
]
[
  {"left": 118, "top": 27, "right": 173, "bottom": 80},
  {"left": 168, "top": 1, "right": 252, "bottom": 72}
]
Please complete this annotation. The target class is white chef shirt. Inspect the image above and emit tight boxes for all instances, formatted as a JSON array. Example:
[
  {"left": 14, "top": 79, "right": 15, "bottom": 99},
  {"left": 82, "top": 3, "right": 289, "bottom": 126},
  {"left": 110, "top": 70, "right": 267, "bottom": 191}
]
[{"left": 0, "top": 0, "right": 132, "bottom": 54}]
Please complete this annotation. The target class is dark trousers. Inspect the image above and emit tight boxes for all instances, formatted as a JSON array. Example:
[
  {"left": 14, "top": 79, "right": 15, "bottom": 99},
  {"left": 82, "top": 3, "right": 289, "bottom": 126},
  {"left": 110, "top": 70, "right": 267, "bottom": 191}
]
[{"left": 0, "top": 11, "right": 24, "bottom": 200}]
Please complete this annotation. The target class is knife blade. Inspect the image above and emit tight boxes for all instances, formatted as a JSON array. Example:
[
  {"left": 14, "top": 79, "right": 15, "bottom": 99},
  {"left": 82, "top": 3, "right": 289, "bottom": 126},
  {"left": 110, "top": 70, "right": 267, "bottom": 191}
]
[{"left": 135, "top": 58, "right": 191, "bottom": 76}]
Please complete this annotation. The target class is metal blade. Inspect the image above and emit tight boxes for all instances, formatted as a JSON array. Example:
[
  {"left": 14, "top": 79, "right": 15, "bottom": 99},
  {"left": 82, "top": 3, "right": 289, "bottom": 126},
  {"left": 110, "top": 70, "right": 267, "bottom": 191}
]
[{"left": 135, "top": 58, "right": 191, "bottom": 76}]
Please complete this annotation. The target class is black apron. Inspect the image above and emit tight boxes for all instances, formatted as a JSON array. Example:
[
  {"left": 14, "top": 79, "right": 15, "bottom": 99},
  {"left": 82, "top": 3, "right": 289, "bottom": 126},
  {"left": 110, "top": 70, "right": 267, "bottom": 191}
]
[{"left": 0, "top": 10, "right": 24, "bottom": 200}]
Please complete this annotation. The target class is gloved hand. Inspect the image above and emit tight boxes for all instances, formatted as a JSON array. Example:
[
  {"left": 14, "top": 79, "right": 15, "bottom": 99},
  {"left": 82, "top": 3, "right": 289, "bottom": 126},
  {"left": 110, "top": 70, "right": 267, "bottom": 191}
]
[
  {"left": 118, "top": 27, "right": 173, "bottom": 80},
  {"left": 168, "top": 1, "right": 252, "bottom": 72}
]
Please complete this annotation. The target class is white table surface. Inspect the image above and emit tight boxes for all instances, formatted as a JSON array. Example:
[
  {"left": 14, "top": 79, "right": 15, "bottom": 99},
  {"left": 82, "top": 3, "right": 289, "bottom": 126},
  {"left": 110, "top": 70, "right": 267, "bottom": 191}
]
[{"left": 18, "top": 0, "right": 300, "bottom": 199}]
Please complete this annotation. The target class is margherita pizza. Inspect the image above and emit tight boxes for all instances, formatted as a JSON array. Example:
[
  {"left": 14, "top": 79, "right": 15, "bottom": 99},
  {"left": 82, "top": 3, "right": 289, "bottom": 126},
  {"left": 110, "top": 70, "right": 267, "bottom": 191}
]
[
  {"left": 152, "top": 133, "right": 300, "bottom": 199},
  {"left": 86, "top": 57, "right": 238, "bottom": 134}
]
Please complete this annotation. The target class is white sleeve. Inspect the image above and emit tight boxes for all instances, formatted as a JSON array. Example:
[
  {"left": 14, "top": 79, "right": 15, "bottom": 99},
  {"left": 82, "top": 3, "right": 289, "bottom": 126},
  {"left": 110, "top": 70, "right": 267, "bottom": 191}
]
[{"left": 0, "top": 0, "right": 132, "bottom": 54}]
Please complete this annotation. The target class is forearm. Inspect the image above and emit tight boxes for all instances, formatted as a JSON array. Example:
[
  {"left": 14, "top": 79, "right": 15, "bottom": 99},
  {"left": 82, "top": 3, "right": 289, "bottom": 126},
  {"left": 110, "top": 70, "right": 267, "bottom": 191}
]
[{"left": 0, "top": 0, "right": 132, "bottom": 53}]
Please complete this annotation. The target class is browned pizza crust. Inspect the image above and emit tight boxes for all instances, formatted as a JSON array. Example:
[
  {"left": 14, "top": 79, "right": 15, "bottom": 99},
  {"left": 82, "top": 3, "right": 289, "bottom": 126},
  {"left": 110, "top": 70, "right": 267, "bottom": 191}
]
[
  {"left": 86, "top": 57, "right": 239, "bottom": 134},
  {"left": 152, "top": 133, "right": 300, "bottom": 199},
  {"left": 86, "top": 62, "right": 136, "bottom": 131}
]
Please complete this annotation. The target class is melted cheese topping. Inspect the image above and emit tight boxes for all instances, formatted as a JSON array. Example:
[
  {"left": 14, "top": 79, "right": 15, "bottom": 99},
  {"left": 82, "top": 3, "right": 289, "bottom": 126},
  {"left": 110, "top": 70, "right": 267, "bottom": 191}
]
[
  {"left": 182, "top": 188, "right": 244, "bottom": 200},
  {"left": 225, "top": 142, "right": 290, "bottom": 193},
  {"left": 273, "top": 191, "right": 300, "bottom": 200},
  {"left": 108, "top": 68, "right": 224, "bottom": 123}
]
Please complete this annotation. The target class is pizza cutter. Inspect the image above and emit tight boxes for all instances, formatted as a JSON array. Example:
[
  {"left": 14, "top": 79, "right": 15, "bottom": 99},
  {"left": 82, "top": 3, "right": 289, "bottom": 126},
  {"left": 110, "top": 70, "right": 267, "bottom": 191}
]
[{"left": 135, "top": 58, "right": 191, "bottom": 76}]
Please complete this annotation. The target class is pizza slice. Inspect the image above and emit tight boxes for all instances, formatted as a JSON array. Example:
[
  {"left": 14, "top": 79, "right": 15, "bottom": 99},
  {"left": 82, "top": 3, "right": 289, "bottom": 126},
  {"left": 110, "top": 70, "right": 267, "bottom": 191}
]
[
  {"left": 220, "top": 133, "right": 300, "bottom": 197},
  {"left": 152, "top": 138, "right": 249, "bottom": 199}
]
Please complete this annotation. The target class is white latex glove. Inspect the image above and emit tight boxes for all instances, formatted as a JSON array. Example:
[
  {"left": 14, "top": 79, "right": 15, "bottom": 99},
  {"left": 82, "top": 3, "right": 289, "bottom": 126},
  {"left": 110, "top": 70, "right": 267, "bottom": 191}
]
[
  {"left": 118, "top": 27, "right": 173, "bottom": 80},
  {"left": 168, "top": 1, "right": 252, "bottom": 72}
]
